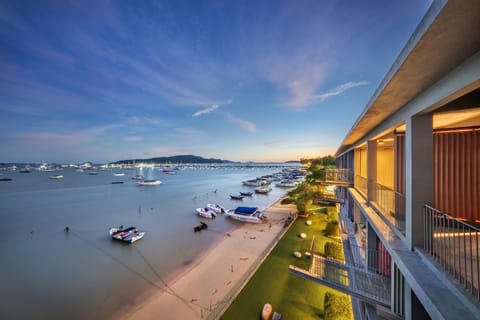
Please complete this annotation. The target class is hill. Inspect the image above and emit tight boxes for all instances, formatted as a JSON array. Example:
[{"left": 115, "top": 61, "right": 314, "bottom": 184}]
[{"left": 111, "top": 154, "right": 230, "bottom": 165}]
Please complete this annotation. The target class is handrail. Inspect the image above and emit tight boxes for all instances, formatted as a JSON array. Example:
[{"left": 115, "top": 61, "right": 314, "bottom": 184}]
[{"left": 423, "top": 204, "right": 480, "bottom": 302}]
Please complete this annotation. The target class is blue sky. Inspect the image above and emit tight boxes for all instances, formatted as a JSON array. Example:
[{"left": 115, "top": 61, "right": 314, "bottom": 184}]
[{"left": 0, "top": 0, "right": 431, "bottom": 163}]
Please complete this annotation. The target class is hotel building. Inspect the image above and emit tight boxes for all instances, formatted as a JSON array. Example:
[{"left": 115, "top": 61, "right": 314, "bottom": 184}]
[{"left": 290, "top": 1, "right": 480, "bottom": 319}]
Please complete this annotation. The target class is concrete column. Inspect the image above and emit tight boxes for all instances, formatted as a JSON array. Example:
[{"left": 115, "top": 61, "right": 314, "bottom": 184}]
[
  {"left": 367, "top": 140, "right": 377, "bottom": 202},
  {"left": 405, "top": 114, "right": 433, "bottom": 250}
]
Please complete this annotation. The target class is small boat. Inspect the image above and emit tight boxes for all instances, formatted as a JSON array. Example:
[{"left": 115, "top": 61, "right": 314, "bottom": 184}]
[
  {"left": 87, "top": 172, "right": 98, "bottom": 175},
  {"left": 226, "top": 206, "right": 266, "bottom": 223},
  {"left": 196, "top": 207, "right": 217, "bottom": 219},
  {"left": 19, "top": 167, "right": 31, "bottom": 173},
  {"left": 230, "top": 194, "right": 244, "bottom": 200},
  {"left": 113, "top": 173, "right": 125, "bottom": 176},
  {"left": 132, "top": 174, "right": 145, "bottom": 180},
  {"left": 162, "top": 169, "right": 177, "bottom": 174},
  {"left": 0, "top": 177, "right": 12, "bottom": 181},
  {"left": 137, "top": 179, "right": 162, "bottom": 186},
  {"left": 240, "top": 191, "right": 253, "bottom": 196},
  {"left": 242, "top": 179, "right": 269, "bottom": 187},
  {"left": 49, "top": 174, "right": 64, "bottom": 179},
  {"left": 255, "top": 187, "right": 272, "bottom": 194},
  {"left": 275, "top": 180, "right": 297, "bottom": 187},
  {"left": 206, "top": 203, "right": 226, "bottom": 214},
  {"left": 111, "top": 181, "right": 124, "bottom": 184},
  {"left": 109, "top": 226, "right": 145, "bottom": 244}
]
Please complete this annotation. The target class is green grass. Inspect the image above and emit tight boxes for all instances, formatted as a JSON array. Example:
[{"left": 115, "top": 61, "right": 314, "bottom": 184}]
[{"left": 222, "top": 208, "right": 346, "bottom": 320}]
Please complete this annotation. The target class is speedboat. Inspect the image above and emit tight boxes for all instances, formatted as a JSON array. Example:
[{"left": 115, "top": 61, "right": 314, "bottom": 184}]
[
  {"left": 113, "top": 173, "right": 125, "bottom": 176},
  {"left": 137, "top": 179, "right": 162, "bottom": 186},
  {"left": 206, "top": 203, "right": 226, "bottom": 214},
  {"left": 255, "top": 186, "right": 272, "bottom": 194},
  {"left": 240, "top": 191, "right": 253, "bottom": 196},
  {"left": 49, "top": 174, "right": 64, "bottom": 179},
  {"left": 196, "top": 207, "right": 217, "bottom": 219},
  {"left": 230, "top": 194, "right": 244, "bottom": 200},
  {"left": 225, "top": 206, "right": 266, "bottom": 223},
  {"left": 132, "top": 174, "right": 145, "bottom": 180},
  {"left": 109, "top": 226, "right": 145, "bottom": 244}
]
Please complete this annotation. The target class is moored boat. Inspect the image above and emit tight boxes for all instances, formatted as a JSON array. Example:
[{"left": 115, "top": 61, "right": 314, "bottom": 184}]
[
  {"left": 206, "top": 203, "right": 226, "bottom": 214},
  {"left": 255, "top": 186, "right": 272, "bottom": 194},
  {"left": 196, "top": 207, "right": 217, "bottom": 219},
  {"left": 240, "top": 191, "right": 253, "bottom": 196},
  {"left": 109, "top": 226, "right": 145, "bottom": 244},
  {"left": 230, "top": 194, "right": 244, "bottom": 200},
  {"left": 49, "top": 174, "right": 64, "bottom": 179},
  {"left": 225, "top": 206, "right": 266, "bottom": 223},
  {"left": 137, "top": 179, "right": 162, "bottom": 186}
]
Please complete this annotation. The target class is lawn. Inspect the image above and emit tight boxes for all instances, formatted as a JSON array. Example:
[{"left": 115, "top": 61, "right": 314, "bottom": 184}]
[{"left": 222, "top": 206, "right": 347, "bottom": 319}]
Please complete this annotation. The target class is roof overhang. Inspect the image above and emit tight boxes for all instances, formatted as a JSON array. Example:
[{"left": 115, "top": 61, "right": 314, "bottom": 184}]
[{"left": 336, "top": 0, "right": 480, "bottom": 156}]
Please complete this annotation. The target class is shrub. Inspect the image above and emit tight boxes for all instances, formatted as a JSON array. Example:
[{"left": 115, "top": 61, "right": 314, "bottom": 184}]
[
  {"left": 323, "top": 292, "right": 352, "bottom": 320},
  {"left": 324, "top": 242, "right": 343, "bottom": 260},
  {"left": 324, "top": 221, "right": 340, "bottom": 237}
]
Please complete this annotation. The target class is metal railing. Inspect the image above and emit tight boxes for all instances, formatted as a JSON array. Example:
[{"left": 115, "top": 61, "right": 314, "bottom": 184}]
[
  {"left": 324, "top": 168, "right": 353, "bottom": 185},
  {"left": 355, "top": 175, "right": 367, "bottom": 195},
  {"left": 423, "top": 205, "right": 480, "bottom": 302},
  {"left": 375, "top": 182, "right": 406, "bottom": 234}
]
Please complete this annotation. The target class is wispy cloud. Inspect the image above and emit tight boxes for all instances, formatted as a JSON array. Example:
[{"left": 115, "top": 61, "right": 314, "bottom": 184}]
[
  {"left": 124, "top": 135, "right": 143, "bottom": 142},
  {"left": 193, "top": 104, "right": 220, "bottom": 117},
  {"left": 311, "top": 81, "right": 369, "bottom": 103},
  {"left": 225, "top": 113, "right": 256, "bottom": 132}
]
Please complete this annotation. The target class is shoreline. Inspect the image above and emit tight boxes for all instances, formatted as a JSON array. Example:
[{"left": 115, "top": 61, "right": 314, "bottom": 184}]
[{"left": 120, "top": 197, "right": 297, "bottom": 320}]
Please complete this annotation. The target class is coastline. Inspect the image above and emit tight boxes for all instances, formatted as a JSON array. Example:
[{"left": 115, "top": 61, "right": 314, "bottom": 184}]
[{"left": 120, "top": 197, "right": 297, "bottom": 320}]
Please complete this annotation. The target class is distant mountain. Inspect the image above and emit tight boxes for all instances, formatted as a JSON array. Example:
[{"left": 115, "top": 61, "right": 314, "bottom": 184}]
[{"left": 111, "top": 154, "right": 232, "bottom": 165}]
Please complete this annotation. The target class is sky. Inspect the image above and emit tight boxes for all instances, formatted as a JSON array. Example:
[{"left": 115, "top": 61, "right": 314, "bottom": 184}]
[{"left": 0, "top": 0, "right": 432, "bottom": 163}]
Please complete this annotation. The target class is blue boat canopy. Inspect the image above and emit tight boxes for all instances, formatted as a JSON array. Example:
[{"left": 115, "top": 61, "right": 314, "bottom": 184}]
[{"left": 235, "top": 206, "right": 258, "bottom": 215}]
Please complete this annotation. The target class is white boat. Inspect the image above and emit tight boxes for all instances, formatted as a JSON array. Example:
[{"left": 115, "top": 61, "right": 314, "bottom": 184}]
[
  {"left": 137, "top": 179, "right": 162, "bottom": 186},
  {"left": 225, "top": 206, "right": 266, "bottom": 223},
  {"left": 49, "top": 174, "right": 64, "bottom": 179},
  {"left": 275, "top": 180, "right": 297, "bottom": 187},
  {"left": 132, "top": 174, "right": 145, "bottom": 180},
  {"left": 113, "top": 173, "right": 125, "bottom": 176},
  {"left": 109, "top": 226, "right": 145, "bottom": 244},
  {"left": 206, "top": 203, "right": 226, "bottom": 214},
  {"left": 196, "top": 207, "right": 217, "bottom": 219},
  {"left": 255, "top": 186, "right": 272, "bottom": 194},
  {"left": 242, "top": 179, "right": 268, "bottom": 187}
]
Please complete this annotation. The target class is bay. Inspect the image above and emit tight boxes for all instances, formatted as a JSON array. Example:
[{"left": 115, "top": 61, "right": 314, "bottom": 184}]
[{"left": 0, "top": 164, "right": 298, "bottom": 319}]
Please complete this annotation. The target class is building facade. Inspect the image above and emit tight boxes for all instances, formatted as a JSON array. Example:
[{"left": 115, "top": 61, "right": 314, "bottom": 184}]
[{"left": 290, "top": 1, "right": 480, "bottom": 319}]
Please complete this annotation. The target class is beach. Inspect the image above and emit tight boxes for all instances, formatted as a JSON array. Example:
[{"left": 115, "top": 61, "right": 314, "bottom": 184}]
[{"left": 122, "top": 199, "right": 297, "bottom": 320}]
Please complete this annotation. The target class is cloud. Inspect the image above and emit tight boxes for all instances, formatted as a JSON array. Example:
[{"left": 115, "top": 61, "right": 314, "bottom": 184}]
[
  {"left": 225, "top": 113, "right": 256, "bottom": 132},
  {"left": 193, "top": 104, "right": 220, "bottom": 117},
  {"left": 311, "top": 81, "right": 369, "bottom": 103},
  {"left": 124, "top": 135, "right": 143, "bottom": 142}
]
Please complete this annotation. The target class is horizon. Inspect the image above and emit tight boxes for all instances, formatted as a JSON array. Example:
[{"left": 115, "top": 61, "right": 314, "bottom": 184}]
[{"left": 0, "top": 1, "right": 432, "bottom": 163}]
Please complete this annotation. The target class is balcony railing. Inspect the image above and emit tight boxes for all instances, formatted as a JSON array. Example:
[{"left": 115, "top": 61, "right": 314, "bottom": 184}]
[
  {"left": 423, "top": 205, "right": 480, "bottom": 302},
  {"left": 355, "top": 175, "right": 367, "bottom": 195},
  {"left": 323, "top": 168, "right": 353, "bottom": 186},
  {"left": 375, "top": 182, "right": 406, "bottom": 234}
]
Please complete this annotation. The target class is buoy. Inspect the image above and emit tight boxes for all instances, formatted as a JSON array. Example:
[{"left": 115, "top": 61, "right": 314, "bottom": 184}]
[
  {"left": 293, "top": 251, "right": 302, "bottom": 258},
  {"left": 299, "top": 232, "right": 307, "bottom": 239}
]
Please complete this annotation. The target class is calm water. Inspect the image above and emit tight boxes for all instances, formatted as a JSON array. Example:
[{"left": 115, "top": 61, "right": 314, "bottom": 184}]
[{"left": 0, "top": 165, "right": 297, "bottom": 319}]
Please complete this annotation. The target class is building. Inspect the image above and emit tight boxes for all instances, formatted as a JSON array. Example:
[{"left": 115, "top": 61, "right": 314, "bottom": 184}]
[{"left": 290, "top": 1, "right": 480, "bottom": 319}]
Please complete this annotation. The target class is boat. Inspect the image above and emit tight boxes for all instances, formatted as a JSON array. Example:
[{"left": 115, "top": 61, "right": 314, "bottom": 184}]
[
  {"left": 240, "top": 191, "right": 253, "bottom": 196},
  {"left": 111, "top": 181, "right": 124, "bottom": 184},
  {"left": 109, "top": 226, "right": 145, "bottom": 244},
  {"left": 275, "top": 180, "right": 297, "bottom": 187},
  {"left": 162, "top": 169, "right": 177, "bottom": 174},
  {"left": 196, "top": 207, "right": 217, "bottom": 219},
  {"left": 206, "top": 203, "right": 226, "bottom": 214},
  {"left": 255, "top": 186, "right": 272, "bottom": 194},
  {"left": 225, "top": 206, "right": 266, "bottom": 223},
  {"left": 49, "top": 174, "right": 64, "bottom": 179},
  {"left": 19, "top": 167, "right": 31, "bottom": 173},
  {"left": 193, "top": 221, "right": 208, "bottom": 232},
  {"left": 87, "top": 172, "right": 98, "bottom": 175},
  {"left": 230, "top": 194, "right": 244, "bottom": 200},
  {"left": 242, "top": 179, "right": 269, "bottom": 187},
  {"left": 132, "top": 174, "right": 145, "bottom": 180},
  {"left": 137, "top": 179, "right": 162, "bottom": 186},
  {"left": 0, "top": 177, "right": 12, "bottom": 181},
  {"left": 113, "top": 173, "right": 125, "bottom": 176}
]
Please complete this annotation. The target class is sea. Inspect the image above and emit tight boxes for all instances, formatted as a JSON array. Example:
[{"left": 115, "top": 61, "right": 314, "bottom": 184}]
[{"left": 0, "top": 164, "right": 299, "bottom": 320}]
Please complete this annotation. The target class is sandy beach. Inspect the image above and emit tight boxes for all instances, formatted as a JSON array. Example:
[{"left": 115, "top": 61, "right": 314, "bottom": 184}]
[{"left": 121, "top": 199, "right": 297, "bottom": 320}]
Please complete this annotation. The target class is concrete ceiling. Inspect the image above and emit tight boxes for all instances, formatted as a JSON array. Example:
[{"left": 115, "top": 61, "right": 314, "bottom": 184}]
[{"left": 336, "top": 0, "right": 480, "bottom": 156}]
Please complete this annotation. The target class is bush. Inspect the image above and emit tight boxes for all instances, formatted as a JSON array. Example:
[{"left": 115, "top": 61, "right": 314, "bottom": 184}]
[
  {"left": 281, "top": 197, "right": 295, "bottom": 205},
  {"left": 324, "top": 242, "right": 343, "bottom": 260},
  {"left": 324, "top": 221, "right": 340, "bottom": 237},
  {"left": 323, "top": 292, "right": 352, "bottom": 320}
]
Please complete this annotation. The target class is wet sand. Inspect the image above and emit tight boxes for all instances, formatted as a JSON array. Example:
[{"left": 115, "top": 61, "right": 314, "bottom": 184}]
[{"left": 121, "top": 199, "right": 297, "bottom": 320}]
